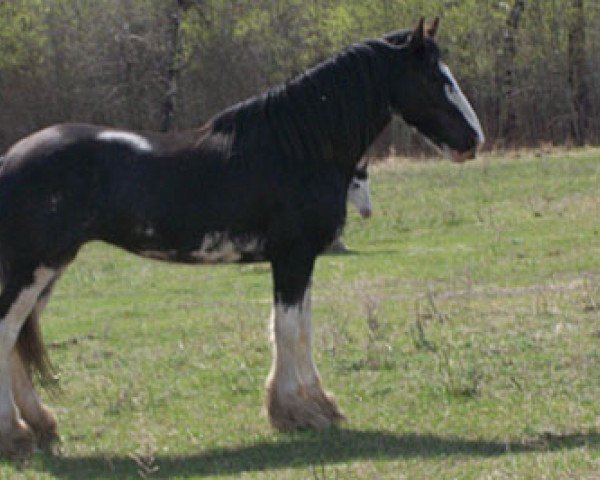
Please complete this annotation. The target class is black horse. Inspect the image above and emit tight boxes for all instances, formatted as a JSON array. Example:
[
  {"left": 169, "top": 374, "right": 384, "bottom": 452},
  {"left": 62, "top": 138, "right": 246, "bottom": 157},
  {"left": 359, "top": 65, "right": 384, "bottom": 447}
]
[{"left": 0, "top": 18, "right": 483, "bottom": 457}]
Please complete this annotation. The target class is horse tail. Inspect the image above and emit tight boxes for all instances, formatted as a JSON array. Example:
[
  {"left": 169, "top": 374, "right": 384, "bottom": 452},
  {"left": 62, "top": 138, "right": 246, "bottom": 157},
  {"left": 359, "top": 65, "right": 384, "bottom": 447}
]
[{"left": 17, "top": 312, "right": 56, "bottom": 388}]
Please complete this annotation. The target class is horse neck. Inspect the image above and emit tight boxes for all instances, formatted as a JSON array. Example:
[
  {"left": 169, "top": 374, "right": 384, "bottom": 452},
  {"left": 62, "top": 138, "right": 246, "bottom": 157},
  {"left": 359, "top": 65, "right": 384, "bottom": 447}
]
[{"left": 266, "top": 43, "right": 393, "bottom": 173}]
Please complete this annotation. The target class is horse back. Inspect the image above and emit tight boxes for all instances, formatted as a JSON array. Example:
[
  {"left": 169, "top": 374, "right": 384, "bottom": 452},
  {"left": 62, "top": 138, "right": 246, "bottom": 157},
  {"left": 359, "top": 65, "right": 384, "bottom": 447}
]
[{"left": 0, "top": 122, "right": 347, "bottom": 265}]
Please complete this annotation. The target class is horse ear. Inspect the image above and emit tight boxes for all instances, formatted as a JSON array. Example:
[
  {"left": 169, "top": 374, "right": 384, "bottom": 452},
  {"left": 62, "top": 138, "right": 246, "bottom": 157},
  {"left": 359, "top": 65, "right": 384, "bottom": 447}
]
[
  {"left": 428, "top": 17, "right": 439, "bottom": 38},
  {"left": 409, "top": 17, "right": 426, "bottom": 51}
]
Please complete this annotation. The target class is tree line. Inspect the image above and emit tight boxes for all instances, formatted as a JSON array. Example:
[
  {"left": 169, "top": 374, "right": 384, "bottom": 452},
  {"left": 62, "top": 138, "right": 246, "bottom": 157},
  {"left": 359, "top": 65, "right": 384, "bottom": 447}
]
[{"left": 0, "top": 0, "right": 598, "bottom": 155}]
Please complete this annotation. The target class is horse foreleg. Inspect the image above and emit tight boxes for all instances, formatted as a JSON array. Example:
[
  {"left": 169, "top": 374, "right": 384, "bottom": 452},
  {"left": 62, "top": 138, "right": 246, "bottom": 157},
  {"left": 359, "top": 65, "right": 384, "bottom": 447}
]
[
  {"left": 0, "top": 266, "right": 55, "bottom": 458},
  {"left": 266, "top": 254, "right": 344, "bottom": 430}
]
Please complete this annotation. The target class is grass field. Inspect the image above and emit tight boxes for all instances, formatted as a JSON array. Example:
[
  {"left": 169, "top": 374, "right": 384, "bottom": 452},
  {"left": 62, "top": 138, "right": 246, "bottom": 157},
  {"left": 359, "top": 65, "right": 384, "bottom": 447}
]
[{"left": 2, "top": 149, "right": 599, "bottom": 479}]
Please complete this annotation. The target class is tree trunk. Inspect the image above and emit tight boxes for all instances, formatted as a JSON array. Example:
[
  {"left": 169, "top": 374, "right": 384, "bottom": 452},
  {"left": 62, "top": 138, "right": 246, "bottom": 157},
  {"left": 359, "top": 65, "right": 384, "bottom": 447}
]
[
  {"left": 160, "top": 2, "right": 183, "bottom": 132},
  {"left": 568, "top": 0, "right": 590, "bottom": 145},
  {"left": 120, "top": 0, "right": 137, "bottom": 127},
  {"left": 499, "top": 0, "right": 525, "bottom": 144}
]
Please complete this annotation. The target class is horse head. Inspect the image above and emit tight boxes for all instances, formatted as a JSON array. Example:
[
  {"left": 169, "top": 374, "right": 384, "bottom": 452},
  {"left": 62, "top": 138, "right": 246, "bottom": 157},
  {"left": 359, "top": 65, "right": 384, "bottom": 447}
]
[{"left": 386, "top": 18, "right": 484, "bottom": 162}]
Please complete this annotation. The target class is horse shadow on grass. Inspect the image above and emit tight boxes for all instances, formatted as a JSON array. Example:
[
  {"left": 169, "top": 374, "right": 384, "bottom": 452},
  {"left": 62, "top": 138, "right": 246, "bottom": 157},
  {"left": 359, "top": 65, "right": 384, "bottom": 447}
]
[{"left": 29, "top": 427, "right": 600, "bottom": 479}]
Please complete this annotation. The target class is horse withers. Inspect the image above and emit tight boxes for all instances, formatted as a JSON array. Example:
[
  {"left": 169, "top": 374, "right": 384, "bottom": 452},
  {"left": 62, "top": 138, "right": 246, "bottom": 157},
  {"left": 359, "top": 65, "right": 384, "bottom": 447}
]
[{"left": 0, "top": 18, "right": 483, "bottom": 457}]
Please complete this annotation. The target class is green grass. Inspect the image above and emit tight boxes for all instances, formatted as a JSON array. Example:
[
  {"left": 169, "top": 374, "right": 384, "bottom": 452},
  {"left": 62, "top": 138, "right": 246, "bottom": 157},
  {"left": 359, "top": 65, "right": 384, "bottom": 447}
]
[{"left": 4, "top": 149, "right": 600, "bottom": 479}]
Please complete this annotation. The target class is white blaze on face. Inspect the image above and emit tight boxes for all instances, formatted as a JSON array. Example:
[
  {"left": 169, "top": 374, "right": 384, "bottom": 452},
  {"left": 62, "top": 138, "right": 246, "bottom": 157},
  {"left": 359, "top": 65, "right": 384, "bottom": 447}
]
[
  {"left": 438, "top": 62, "right": 485, "bottom": 147},
  {"left": 347, "top": 174, "right": 372, "bottom": 218},
  {"left": 97, "top": 130, "right": 153, "bottom": 152}
]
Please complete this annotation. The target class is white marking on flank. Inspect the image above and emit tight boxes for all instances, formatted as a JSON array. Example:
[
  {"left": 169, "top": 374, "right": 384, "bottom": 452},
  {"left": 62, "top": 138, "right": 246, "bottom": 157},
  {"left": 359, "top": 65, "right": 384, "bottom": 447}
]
[
  {"left": 439, "top": 62, "right": 485, "bottom": 146},
  {"left": 190, "top": 232, "right": 242, "bottom": 263},
  {"left": 6, "top": 126, "right": 62, "bottom": 158},
  {"left": 97, "top": 130, "right": 152, "bottom": 152}
]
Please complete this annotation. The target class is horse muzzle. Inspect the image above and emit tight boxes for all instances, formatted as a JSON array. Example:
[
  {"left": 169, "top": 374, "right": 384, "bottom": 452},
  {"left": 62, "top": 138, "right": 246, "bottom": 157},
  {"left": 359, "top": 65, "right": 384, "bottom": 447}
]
[{"left": 359, "top": 208, "right": 372, "bottom": 219}]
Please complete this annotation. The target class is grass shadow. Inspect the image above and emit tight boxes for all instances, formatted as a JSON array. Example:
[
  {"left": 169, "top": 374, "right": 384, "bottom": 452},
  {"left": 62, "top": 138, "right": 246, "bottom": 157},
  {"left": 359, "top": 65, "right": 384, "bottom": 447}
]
[
  {"left": 26, "top": 428, "right": 600, "bottom": 479},
  {"left": 323, "top": 249, "right": 399, "bottom": 257}
]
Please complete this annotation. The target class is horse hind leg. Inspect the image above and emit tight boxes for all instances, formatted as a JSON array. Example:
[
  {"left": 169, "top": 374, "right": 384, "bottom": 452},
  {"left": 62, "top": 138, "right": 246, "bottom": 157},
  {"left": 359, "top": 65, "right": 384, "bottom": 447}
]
[
  {"left": 12, "top": 275, "right": 62, "bottom": 451},
  {"left": 12, "top": 349, "right": 57, "bottom": 451},
  {"left": 0, "top": 265, "right": 56, "bottom": 458}
]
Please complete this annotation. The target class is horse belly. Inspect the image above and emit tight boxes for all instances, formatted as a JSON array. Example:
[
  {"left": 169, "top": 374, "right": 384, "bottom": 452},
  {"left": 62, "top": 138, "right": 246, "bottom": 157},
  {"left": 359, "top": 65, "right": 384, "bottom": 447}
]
[
  {"left": 188, "top": 232, "right": 242, "bottom": 263},
  {"left": 136, "top": 232, "right": 266, "bottom": 264}
]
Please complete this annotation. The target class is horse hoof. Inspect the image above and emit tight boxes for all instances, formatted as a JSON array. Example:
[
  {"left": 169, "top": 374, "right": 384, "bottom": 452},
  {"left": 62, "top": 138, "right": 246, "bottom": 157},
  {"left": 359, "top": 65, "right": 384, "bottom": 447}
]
[
  {"left": 36, "top": 424, "right": 60, "bottom": 452},
  {"left": 1, "top": 420, "right": 35, "bottom": 459},
  {"left": 267, "top": 386, "right": 346, "bottom": 431}
]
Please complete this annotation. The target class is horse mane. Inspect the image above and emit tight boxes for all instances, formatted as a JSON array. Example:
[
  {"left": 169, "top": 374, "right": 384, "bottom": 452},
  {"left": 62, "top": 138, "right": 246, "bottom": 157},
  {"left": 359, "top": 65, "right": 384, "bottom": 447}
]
[
  {"left": 383, "top": 29, "right": 412, "bottom": 46},
  {"left": 202, "top": 38, "right": 396, "bottom": 173}
]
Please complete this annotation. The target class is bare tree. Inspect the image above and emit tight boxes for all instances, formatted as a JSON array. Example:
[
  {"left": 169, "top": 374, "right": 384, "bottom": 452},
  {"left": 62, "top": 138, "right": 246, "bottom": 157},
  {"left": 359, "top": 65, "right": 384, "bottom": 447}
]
[
  {"left": 568, "top": 0, "right": 590, "bottom": 145},
  {"left": 499, "top": 0, "right": 526, "bottom": 144},
  {"left": 160, "top": 1, "right": 184, "bottom": 132}
]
